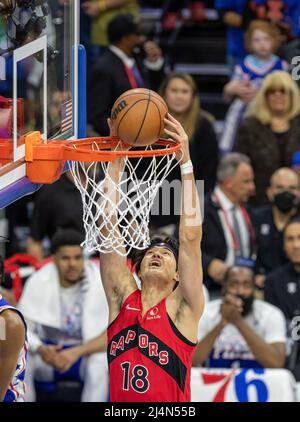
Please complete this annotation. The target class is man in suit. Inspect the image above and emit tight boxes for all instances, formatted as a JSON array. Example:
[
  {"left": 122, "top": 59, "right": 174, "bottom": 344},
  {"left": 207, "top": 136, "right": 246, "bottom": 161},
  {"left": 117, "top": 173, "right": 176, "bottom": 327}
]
[
  {"left": 253, "top": 167, "right": 300, "bottom": 287},
  {"left": 87, "top": 13, "right": 165, "bottom": 136},
  {"left": 202, "top": 153, "right": 256, "bottom": 294}
]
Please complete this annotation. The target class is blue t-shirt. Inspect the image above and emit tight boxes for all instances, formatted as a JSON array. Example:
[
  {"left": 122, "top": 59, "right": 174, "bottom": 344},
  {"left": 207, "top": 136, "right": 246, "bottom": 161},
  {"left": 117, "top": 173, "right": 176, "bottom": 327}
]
[{"left": 215, "top": 0, "right": 248, "bottom": 59}]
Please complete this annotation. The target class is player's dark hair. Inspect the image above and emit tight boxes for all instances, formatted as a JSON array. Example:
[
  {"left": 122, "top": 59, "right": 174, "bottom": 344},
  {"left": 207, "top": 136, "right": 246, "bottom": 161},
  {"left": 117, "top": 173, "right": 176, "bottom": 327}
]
[{"left": 50, "top": 228, "right": 85, "bottom": 254}]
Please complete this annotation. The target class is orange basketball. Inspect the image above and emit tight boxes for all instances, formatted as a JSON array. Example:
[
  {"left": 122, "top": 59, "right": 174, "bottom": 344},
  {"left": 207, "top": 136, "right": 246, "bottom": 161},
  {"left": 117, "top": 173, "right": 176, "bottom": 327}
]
[{"left": 110, "top": 88, "right": 168, "bottom": 146}]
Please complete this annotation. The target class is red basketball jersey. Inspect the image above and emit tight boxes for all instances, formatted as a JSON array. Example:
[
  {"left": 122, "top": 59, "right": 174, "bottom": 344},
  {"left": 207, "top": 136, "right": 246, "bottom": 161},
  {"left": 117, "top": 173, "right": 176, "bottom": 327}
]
[{"left": 108, "top": 290, "right": 196, "bottom": 402}]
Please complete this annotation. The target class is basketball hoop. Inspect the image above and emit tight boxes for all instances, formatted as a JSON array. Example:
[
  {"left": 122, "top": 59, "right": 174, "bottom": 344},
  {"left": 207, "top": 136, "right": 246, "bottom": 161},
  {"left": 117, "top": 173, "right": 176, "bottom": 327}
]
[{"left": 24, "top": 131, "right": 182, "bottom": 255}]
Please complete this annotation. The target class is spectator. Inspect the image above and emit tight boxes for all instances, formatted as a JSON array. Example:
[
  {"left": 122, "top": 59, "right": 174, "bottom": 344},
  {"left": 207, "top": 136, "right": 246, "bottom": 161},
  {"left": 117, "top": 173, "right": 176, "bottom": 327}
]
[
  {"left": 202, "top": 153, "right": 256, "bottom": 294},
  {"left": 27, "top": 171, "right": 84, "bottom": 261},
  {"left": 161, "top": 1, "right": 206, "bottom": 31},
  {"left": 159, "top": 72, "right": 219, "bottom": 194},
  {"left": 87, "top": 13, "right": 165, "bottom": 136},
  {"left": 265, "top": 217, "right": 300, "bottom": 380},
  {"left": 81, "top": 0, "right": 139, "bottom": 66},
  {"left": 18, "top": 229, "right": 109, "bottom": 402},
  {"left": 215, "top": 0, "right": 248, "bottom": 74},
  {"left": 254, "top": 167, "right": 300, "bottom": 287},
  {"left": 193, "top": 265, "right": 286, "bottom": 368},
  {"left": 148, "top": 73, "right": 219, "bottom": 234},
  {"left": 265, "top": 217, "right": 300, "bottom": 325},
  {"left": 235, "top": 71, "right": 300, "bottom": 206},
  {"left": 221, "top": 20, "right": 288, "bottom": 153},
  {"left": 216, "top": 0, "right": 292, "bottom": 75}
]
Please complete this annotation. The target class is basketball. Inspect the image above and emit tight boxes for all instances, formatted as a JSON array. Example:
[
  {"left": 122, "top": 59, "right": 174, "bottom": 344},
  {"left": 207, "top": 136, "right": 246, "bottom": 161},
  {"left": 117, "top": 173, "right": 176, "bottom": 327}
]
[{"left": 110, "top": 88, "right": 168, "bottom": 146}]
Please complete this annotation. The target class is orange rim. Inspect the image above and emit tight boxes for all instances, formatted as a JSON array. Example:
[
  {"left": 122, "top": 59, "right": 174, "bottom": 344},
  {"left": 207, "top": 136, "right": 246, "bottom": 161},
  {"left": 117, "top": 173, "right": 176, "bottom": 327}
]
[
  {"left": 25, "top": 131, "right": 181, "bottom": 184},
  {"left": 63, "top": 137, "right": 181, "bottom": 160}
]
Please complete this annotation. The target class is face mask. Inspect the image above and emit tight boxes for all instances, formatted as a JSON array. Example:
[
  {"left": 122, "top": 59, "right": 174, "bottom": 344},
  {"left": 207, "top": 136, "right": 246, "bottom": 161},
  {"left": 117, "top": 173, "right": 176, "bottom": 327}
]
[
  {"left": 237, "top": 294, "right": 254, "bottom": 317},
  {"left": 273, "top": 191, "right": 298, "bottom": 213}
]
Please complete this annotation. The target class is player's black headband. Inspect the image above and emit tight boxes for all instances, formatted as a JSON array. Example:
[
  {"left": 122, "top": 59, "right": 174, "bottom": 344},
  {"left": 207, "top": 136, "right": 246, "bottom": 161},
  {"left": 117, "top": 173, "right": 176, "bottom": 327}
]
[
  {"left": 134, "top": 239, "right": 179, "bottom": 273},
  {"left": 148, "top": 242, "right": 179, "bottom": 262}
]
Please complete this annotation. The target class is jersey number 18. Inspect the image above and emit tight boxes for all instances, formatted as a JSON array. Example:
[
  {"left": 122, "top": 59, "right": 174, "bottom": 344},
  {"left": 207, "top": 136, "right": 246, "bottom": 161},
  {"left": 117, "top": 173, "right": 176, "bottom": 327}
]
[{"left": 121, "top": 362, "right": 150, "bottom": 393}]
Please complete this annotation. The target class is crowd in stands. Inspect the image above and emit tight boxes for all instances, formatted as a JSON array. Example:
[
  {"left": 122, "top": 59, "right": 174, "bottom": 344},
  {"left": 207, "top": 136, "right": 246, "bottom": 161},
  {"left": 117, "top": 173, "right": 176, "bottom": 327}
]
[{"left": 1, "top": 0, "right": 300, "bottom": 401}]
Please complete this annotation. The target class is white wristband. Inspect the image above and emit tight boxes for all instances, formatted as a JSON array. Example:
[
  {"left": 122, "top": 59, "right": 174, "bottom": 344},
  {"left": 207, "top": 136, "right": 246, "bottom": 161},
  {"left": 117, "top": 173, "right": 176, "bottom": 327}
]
[{"left": 180, "top": 159, "right": 193, "bottom": 175}]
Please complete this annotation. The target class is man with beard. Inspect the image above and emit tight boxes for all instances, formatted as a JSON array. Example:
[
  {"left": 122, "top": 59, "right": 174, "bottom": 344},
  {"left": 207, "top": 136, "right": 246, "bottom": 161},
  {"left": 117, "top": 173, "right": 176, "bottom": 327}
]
[
  {"left": 253, "top": 168, "right": 300, "bottom": 287},
  {"left": 193, "top": 265, "right": 286, "bottom": 368},
  {"left": 18, "top": 229, "right": 109, "bottom": 401}
]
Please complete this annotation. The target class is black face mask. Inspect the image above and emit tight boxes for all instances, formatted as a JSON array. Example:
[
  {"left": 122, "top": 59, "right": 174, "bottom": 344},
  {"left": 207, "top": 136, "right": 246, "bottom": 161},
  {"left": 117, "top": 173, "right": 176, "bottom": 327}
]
[
  {"left": 237, "top": 295, "right": 254, "bottom": 317},
  {"left": 273, "top": 191, "right": 298, "bottom": 213}
]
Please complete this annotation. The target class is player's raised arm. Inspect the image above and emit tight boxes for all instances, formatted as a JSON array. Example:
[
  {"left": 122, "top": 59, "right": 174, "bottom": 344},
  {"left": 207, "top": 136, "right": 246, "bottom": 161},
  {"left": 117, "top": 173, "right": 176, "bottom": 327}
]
[
  {"left": 164, "top": 114, "right": 204, "bottom": 319},
  {"left": 99, "top": 120, "right": 137, "bottom": 320}
]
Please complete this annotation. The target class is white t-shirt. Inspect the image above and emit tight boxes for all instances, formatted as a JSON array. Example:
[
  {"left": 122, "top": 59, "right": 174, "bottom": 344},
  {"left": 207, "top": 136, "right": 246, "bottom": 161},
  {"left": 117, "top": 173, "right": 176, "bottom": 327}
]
[
  {"left": 198, "top": 299, "right": 286, "bottom": 368},
  {"left": 36, "top": 283, "right": 83, "bottom": 346},
  {"left": 60, "top": 283, "right": 83, "bottom": 343}
]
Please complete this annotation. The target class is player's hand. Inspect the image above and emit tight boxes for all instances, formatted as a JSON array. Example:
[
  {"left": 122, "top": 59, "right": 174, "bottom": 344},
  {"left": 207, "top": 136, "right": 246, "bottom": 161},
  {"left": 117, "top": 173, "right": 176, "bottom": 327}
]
[
  {"left": 107, "top": 118, "right": 131, "bottom": 151},
  {"left": 81, "top": 2, "right": 101, "bottom": 18},
  {"left": 164, "top": 113, "right": 189, "bottom": 163},
  {"left": 55, "top": 347, "right": 82, "bottom": 373},
  {"left": 38, "top": 344, "right": 63, "bottom": 366},
  {"left": 107, "top": 118, "right": 117, "bottom": 137}
]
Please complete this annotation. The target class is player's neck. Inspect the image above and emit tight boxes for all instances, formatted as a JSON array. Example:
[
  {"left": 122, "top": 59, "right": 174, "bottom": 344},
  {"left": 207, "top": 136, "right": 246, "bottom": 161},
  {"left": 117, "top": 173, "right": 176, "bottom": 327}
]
[{"left": 140, "top": 280, "right": 172, "bottom": 313}]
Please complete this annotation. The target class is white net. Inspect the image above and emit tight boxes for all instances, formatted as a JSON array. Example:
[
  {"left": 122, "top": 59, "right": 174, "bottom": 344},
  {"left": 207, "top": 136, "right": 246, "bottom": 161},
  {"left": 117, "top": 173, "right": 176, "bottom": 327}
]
[{"left": 69, "top": 140, "right": 181, "bottom": 256}]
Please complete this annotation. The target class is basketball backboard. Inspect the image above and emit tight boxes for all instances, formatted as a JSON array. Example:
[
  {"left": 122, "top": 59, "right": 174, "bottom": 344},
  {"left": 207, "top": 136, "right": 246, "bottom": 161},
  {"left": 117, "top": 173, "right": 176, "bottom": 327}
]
[{"left": 0, "top": 0, "right": 85, "bottom": 207}]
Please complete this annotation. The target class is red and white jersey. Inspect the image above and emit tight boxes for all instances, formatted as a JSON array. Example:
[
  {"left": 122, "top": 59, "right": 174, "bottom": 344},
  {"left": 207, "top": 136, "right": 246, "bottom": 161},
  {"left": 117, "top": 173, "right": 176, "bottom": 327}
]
[{"left": 108, "top": 290, "right": 196, "bottom": 402}]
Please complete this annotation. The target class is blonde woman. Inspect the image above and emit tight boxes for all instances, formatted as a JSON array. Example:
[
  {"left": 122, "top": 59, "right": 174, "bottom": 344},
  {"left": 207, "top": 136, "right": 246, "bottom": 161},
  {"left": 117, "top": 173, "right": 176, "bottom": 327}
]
[
  {"left": 220, "top": 20, "right": 288, "bottom": 153},
  {"left": 235, "top": 71, "right": 300, "bottom": 206}
]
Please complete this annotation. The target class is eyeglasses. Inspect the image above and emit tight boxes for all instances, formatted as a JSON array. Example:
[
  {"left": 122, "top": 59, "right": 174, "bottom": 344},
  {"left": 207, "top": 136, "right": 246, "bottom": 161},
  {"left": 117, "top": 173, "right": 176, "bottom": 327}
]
[{"left": 266, "top": 87, "right": 288, "bottom": 95}]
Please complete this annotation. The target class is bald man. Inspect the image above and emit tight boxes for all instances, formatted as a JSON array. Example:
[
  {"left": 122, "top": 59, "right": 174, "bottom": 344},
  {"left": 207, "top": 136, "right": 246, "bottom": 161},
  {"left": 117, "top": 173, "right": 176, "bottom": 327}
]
[{"left": 253, "top": 167, "right": 300, "bottom": 286}]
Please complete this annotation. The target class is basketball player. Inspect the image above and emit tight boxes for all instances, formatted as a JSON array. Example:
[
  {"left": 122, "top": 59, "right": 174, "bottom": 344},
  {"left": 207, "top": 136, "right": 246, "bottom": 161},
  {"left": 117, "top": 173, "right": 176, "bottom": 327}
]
[
  {"left": 0, "top": 255, "right": 27, "bottom": 402},
  {"left": 100, "top": 114, "right": 204, "bottom": 402}
]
